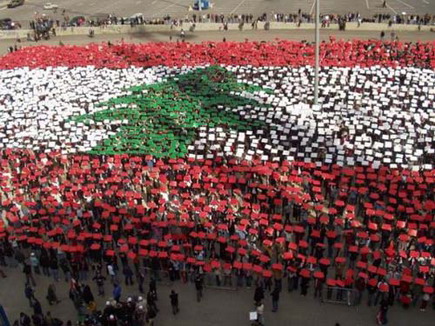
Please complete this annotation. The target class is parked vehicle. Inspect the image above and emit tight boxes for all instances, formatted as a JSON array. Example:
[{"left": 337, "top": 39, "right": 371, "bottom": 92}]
[
  {"left": 0, "top": 18, "right": 20, "bottom": 30},
  {"left": 43, "top": 3, "right": 59, "bottom": 10},
  {"left": 7, "top": 0, "right": 24, "bottom": 8}
]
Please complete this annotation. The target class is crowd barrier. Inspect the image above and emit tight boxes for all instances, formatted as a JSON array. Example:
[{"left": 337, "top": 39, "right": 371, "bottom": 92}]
[{"left": 322, "top": 287, "right": 358, "bottom": 306}]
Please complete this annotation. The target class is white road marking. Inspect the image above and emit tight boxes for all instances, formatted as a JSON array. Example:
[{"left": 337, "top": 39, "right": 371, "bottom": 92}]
[
  {"left": 365, "top": 0, "right": 370, "bottom": 9},
  {"left": 309, "top": 0, "right": 316, "bottom": 15},
  {"left": 394, "top": 0, "right": 414, "bottom": 9},
  {"left": 380, "top": 0, "right": 399, "bottom": 14},
  {"left": 230, "top": 0, "right": 248, "bottom": 14},
  {"left": 422, "top": 0, "right": 429, "bottom": 4}
]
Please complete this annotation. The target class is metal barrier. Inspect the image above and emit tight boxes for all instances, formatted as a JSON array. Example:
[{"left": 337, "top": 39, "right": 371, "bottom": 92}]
[
  {"left": 322, "top": 287, "right": 358, "bottom": 306},
  {"left": 203, "top": 272, "right": 238, "bottom": 291},
  {"left": 143, "top": 267, "right": 172, "bottom": 286}
]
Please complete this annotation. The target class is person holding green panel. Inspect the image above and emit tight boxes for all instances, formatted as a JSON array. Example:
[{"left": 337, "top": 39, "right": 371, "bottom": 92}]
[{"left": 71, "top": 66, "right": 272, "bottom": 157}]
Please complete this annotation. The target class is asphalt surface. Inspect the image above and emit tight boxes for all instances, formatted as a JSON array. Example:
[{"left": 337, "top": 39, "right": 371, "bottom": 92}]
[
  {"left": 1, "top": 0, "right": 434, "bottom": 26},
  {"left": 0, "top": 264, "right": 434, "bottom": 326}
]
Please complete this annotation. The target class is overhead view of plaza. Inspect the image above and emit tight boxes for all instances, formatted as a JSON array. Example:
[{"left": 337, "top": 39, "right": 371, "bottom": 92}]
[{"left": 0, "top": 1, "right": 434, "bottom": 326}]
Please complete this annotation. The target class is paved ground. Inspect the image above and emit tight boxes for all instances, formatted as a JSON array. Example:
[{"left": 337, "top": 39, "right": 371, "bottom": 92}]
[
  {"left": 1, "top": 28, "right": 435, "bottom": 55},
  {"left": 1, "top": 0, "right": 434, "bottom": 26},
  {"left": 0, "top": 264, "right": 433, "bottom": 325}
]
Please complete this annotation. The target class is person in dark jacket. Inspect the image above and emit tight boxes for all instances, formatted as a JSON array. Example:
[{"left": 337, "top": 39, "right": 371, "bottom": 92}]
[
  {"left": 93, "top": 271, "right": 106, "bottom": 296},
  {"left": 195, "top": 274, "right": 204, "bottom": 302},
  {"left": 271, "top": 286, "right": 280, "bottom": 312},
  {"left": 39, "top": 251, "right": 50, "bottom": 277},
  {"left": 254, "top": 285, "right": 264, "bottom": 304},
  {"left": 50, "top": 256, "right": 59, "bottom": 282},
  {"left": 19, "top": 312, "right": 31, "bottom": 326},
  {"left": 24, "top": 282, "right": 35, "bottom": 307},
  {"left": 23, "top": 262, "right": 36, "bottom": 286},
  {"left": 170, "top": 290, "right": 179, "bottom": 315},
  {"left": 123, "top": 264, "right": 134, "bottom": 286},
  {"left": 32, "top": 299, "right": 43, "bottom": 316},
  {"left": 46, "top": 283, "right": 60, "bottom": 305},
  {"left": 82, "top": 285, "right": 95, "bottom": 305}
]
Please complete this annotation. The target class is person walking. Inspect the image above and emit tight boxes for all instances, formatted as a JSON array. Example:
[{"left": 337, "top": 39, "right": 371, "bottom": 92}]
[
  {"left": 170, "top": 290, "right": 179, "bottom": 315},
  {"left": 271, "top": 286, "right": 280, "bottom": 312}
]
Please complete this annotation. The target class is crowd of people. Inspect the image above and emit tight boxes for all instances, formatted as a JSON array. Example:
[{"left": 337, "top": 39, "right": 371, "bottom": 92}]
[
  {"left": 2, "top": 9, "right": 435, "bottom": 32},
  {"left": 0, "top": 39, "right": 433, "bottom": 326}
]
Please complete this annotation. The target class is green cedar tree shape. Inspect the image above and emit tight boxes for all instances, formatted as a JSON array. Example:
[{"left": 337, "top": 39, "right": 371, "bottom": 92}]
[{"left": 71, "top": 66, "right": 272, "bottom": 157}]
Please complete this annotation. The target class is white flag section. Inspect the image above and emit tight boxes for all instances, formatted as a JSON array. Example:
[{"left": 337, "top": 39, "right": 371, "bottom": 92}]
[{"left": 0, "top": 65, "right": 433, "bottom": 169}]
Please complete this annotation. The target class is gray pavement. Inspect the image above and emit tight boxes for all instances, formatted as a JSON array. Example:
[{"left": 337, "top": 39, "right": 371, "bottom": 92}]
[
  {"left": 0, "top": 264, "right": 434, "bottom": 325},
  {"left": 1, "top": 28, "right": 435, "bottom": 55},
  {"left": 1, "top": 0, "right": 434, "bottom": 26}
]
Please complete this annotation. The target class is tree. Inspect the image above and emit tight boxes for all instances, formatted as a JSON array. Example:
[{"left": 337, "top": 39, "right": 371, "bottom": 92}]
[{"left": 72, "top": 65, "right": 271, "bottom": 157}]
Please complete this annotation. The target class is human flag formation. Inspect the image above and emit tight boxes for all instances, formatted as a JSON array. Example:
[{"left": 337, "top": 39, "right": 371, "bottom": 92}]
[{"left": 0, "top": 41, "right": 433, "bottom": 292}]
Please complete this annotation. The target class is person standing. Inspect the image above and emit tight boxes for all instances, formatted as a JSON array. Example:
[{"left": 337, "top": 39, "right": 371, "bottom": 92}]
[
  {"left": 32, "top": 299, "right": 43, "bottom": 317},
  {"left": 146, "top": 303, "right": 157, "bottom": 326},
  {"left": 29, "top": 253, "right": 40, "bottom": 275},
  {"left": 24, "top": 282, "right": 35, "bottom": 307},
  {"left": 147, "top": 289, "right": 159, "bottom": 313},
  {"left": 39, "top": 251, "right": 50, "bottom": 277},
  {"left": 93, "top": 271, "right": 106, "bottom": 296},
  {"left": 271, "top": 286, "right": 280, "bottom": 312},
  {"left": 107, "top": 263, "right": 116, "bottom": 284},
  {"left": 50, "top": 256, "right": 59, "bottom": 282},
  {"left": 82, "top": 285, "right": 95, "bottom": 308},
  {"left": 254, "top": 285, "right": 264, "bottom": 304},
  {"left": 23, "top": 262, "right": 36, "bottom": 286},
  {"left": 376, "top": 299, "right": 389, "bottom": 325},
  {"left": 46, "top": 283, "right": 60, "bottom": 305},
  {"left": 19, "top": 312, "right": 31, "bottom": 326},
  {"left": 355, "top": 277, "right": 366, "bottom": 305},
  {"left": 123, "top": 264, "right": 134, "bottom": 286},
  {"left": 170, "top": 290, "right": 179, "bottom": 315},
  {"left": 195, "top": 274, "right": 204, "bottom": 302},
  {"left": 137, "top": 269, "right": 145, "bottom": 294},
  {"left": 113, "top": 283, "right": 122, "bottom": 303},
  {"left": 256, "top": 301, "right": 265, "bottom": 326}
]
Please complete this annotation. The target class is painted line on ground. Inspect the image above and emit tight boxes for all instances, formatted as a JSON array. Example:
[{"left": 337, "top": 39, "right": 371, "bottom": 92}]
[
  {"left": 230, "top": 0, "right": 249, "bottom": 14},
  {"left": 310, "top": 0, "right": 316, "bottom": 15},
  {"left": 394, "top": 0, "right": 414, "bottom": 9}
]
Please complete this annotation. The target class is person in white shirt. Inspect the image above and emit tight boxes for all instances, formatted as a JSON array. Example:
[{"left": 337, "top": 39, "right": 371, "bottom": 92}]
[{"left": 256, "top": 301, "right": 264, "bottom": 325}]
